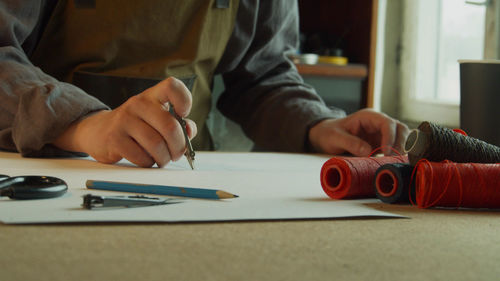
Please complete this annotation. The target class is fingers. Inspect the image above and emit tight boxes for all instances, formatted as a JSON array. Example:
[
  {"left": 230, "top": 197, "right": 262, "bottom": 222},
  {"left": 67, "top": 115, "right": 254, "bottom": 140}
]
[
  {"left": 71, "top": 77, "right": 197, "bottom": 168},
  {"left": 126, "top": 96, "right": 187, "bottom": 162},
  {"left": 393, "top": 122, "right": 410, "bottom": 154},
  {"left": 118, "top": 77, "right": 195, "bottom": 166},
  {"left": 353, "top": 109, "right": 409, "bottom": 155},
  {"left": 370, "top": 114, "right": 409, "bottom": 155},
  {"left": 146, "top": 77, "right": 192, "bottom": 117},
  {"left": 309, "top": 120, "right": 372, "bottom": 156},
  {"left": 86, "top": 112, "right": 160, "bottom": 168},
  {"left": 372, "top": 113, "right": 397, "bottom": 155},
  {"left": 308, "top": 109, "right": 410, "bottom": 157},
  {"left": 103, "top": 114, "right": 189, "bottom": 168},
  {"left": 329, "top": 128, "right": 373, "bottom": 156},
  {"left": 124, "top": 117, "right": 172, "bottom": 167},
  {"left": 128, "top": 96, "right": 197, "bottom": 158},
  {"left": 89, "top": 119, "right": 156, "bottom": 168},
  {"left": 184, "top": 119, "right": 197, "bottom": 139},
  {"left": 112, "top": 137, "right": 156, "bottom": 168}
]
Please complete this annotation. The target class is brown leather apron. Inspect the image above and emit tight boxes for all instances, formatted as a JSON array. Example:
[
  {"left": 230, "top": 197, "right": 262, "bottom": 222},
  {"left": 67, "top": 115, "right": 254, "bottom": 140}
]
[{"left": 30, "top": 0, "right": 239, "bottom": 150}]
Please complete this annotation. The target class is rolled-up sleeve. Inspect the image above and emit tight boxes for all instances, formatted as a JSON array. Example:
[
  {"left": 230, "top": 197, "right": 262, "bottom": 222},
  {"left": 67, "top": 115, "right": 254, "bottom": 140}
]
[
  {"left": 215, "top": 0, "right": 345, "bottom": 152},
  {"left": 0, "top": 0, "right": 107, "bottom": 157}
]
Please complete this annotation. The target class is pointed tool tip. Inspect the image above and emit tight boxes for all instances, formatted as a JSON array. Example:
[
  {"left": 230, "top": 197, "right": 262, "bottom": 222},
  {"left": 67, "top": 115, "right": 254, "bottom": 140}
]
[{"left": 186, "top": 157, "right": 195, "bottom": 170}]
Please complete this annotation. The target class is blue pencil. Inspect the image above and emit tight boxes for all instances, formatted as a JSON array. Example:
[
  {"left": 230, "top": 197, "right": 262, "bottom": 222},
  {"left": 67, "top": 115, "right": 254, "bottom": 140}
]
[{"left": 86, "top": 180, "right": 238, "bottom": 200}]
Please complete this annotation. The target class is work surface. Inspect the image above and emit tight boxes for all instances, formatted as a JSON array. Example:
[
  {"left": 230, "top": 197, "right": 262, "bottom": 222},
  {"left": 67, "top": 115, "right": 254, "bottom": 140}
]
[
  {"left": 1, "top": 152, "right": 500, "bottom": 281},
  {"left": 0, "top": 152, "right": 398, "bottom": 223}
]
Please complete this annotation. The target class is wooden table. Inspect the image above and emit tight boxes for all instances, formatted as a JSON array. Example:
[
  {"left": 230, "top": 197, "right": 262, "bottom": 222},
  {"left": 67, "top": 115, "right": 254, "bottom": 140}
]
[{"left": 2, "top": 203, "right": 499, "bottom": 281}]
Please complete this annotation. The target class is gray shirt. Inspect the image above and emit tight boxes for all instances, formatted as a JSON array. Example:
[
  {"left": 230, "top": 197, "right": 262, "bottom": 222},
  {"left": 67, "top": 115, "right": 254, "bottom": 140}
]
[{"left": 0, "top": 0, "right": 345, "bottom": 157}]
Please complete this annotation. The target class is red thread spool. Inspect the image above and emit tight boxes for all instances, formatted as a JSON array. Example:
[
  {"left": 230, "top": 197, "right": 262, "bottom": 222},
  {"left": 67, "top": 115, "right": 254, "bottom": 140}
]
[
  {"left": 414, "top": 160, "right": 500, "bottom": 208},
  {"left": 452, "top": 128, "right": 467, "bottom": 136},
  {"left": 320, "top": 156, "right": 408, "bottom": 199}
]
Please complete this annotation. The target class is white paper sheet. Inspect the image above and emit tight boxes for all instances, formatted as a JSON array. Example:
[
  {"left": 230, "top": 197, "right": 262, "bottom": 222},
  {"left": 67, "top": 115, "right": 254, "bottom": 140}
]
[{"left": 0, "top": 151, "right": 403, "bottom": 224}]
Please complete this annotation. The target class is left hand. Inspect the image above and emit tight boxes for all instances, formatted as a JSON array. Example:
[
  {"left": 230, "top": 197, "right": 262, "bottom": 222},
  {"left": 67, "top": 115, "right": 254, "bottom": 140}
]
[{"left": 308, "top": 108, "right": 410, "bottom": 156}]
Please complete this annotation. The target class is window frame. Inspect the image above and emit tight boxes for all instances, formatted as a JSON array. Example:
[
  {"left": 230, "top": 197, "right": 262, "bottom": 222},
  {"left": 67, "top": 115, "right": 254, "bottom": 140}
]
[
  {"left": 400, "top": 0, "right": 460, "bottom": 127},
  {"left": 399, "top": 0, "right": 488, "bottom": 128}
]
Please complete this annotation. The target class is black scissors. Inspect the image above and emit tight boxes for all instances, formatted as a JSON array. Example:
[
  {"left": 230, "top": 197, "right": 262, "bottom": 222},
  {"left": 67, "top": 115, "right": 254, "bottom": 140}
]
[{"left": 0, "top": 174, "right": 68, "bottom": 199}]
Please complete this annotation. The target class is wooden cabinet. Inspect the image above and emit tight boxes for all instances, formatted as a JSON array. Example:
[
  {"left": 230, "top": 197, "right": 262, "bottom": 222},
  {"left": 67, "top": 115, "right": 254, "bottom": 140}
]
[{"left": 297, "top": 0, "right": 378, "bottom": 108}]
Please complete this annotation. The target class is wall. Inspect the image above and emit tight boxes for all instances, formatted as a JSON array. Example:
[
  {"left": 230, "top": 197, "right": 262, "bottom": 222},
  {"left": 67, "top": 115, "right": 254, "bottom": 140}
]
[{"left": 374, "top": 0, "right": 403, "bottom": 119}]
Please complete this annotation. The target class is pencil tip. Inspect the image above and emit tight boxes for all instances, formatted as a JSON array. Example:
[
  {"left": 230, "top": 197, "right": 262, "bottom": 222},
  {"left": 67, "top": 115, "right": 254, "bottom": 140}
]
[{"left": 216, "top": 190, "right": 239, "bottom": 199}]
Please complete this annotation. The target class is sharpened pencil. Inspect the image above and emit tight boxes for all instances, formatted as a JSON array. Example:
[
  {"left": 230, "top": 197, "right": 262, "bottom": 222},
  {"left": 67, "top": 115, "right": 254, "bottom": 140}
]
[{"left": 86, "top": 180, "right": 238, "bottom": 200}]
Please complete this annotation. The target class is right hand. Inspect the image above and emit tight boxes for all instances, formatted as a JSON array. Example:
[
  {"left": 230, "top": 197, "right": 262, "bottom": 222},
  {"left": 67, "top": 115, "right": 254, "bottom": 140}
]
[
  {"left": 308, "top": 108, "right": 409, "bottom": 156},
  {"left": 53, "top": 77, "right": 197, "bottom": 168}
]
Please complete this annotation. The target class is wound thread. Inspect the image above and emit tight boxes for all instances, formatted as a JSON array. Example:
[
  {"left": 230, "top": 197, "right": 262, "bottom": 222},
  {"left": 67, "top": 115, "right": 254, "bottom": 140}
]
[
  {"left": 405, "top": 121, "right": 500, "bottom": 166},
  {"left": 414, "top": 160, "right": 500, "bottom": 209},
  {"left": 374, "top": 163, "right": 415, "bottom": 204},
  {"left": 320, "top": 155, "right": 408, "bottom": 199}
]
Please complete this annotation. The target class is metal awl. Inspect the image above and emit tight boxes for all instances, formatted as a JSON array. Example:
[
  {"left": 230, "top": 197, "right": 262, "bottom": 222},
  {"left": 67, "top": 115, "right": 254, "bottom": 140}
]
[{"left": 167, "top": 102, "right": 195, "bottom": 169}]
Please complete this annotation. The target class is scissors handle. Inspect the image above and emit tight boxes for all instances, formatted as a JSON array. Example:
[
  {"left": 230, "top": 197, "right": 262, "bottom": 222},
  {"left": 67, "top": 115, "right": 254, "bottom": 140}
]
[{"left": 0, "top": 176, "right": 68, "bottom": 199}]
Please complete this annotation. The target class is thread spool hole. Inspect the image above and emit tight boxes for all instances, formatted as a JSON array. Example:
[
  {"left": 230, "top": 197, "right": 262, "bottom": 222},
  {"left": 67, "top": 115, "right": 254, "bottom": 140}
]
[
  {"left": 376, "top": 170, "right": 398, "bottom": 197},
  {"left": 405, "top": 130, "right": 418, "bottom": 153},
  {"left": 325, "top": 167, "right": 342, "bottom": 188}
]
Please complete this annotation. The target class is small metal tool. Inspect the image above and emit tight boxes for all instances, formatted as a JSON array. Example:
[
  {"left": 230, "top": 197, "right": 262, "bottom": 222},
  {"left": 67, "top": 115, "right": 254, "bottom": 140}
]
[
  {"left": 82, "top": 194, "right": 183, "bottom": 209},
  {"left": 167, "top": 102, "right": 195, "bottom": 170}
]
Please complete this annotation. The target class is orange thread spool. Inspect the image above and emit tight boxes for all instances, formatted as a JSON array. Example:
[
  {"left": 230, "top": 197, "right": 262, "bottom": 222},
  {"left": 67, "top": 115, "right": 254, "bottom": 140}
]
[
  {"left": 414, "top": 160, "right": 500, "bottom": 208},
  {"left": 320, "top": 155, "right": 408, "bottom": 199}
]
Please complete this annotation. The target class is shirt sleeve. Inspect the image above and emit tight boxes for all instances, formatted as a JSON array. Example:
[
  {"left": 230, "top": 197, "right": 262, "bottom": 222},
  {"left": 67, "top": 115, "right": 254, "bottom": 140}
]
[
  {"left": 0, "top": 0, "right": 108, "bottom": 157},
  {"left": 215, "top": 0, "right": 346, "bottom": 152}
]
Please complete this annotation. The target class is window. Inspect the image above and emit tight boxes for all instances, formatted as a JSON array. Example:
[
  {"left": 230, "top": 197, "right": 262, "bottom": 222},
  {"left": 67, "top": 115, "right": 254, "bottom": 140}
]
[{"left": 400, "top": 0, "right": 486, "bottom": 127}]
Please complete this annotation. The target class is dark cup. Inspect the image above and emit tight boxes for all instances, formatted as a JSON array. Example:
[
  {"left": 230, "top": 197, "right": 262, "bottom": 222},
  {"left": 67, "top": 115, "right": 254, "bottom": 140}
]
[{"left": 459, "top": 60, "right": 500, "bottom": 146}]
